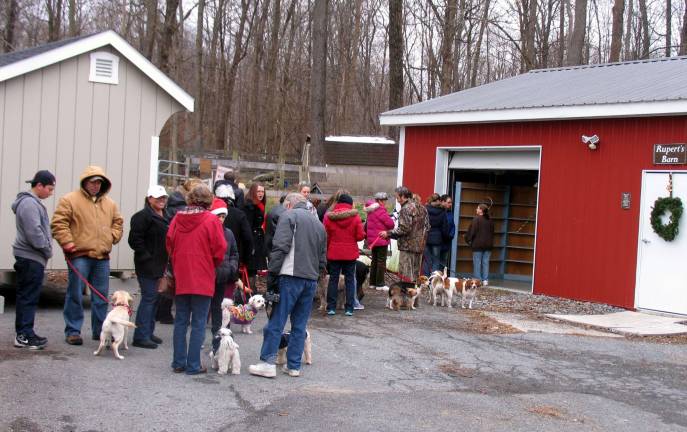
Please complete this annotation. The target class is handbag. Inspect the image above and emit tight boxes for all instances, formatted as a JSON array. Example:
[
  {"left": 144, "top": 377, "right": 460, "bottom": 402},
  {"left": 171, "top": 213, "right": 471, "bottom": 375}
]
[{"left": 157, "top": 265, "right": 175, "bottom": 298}]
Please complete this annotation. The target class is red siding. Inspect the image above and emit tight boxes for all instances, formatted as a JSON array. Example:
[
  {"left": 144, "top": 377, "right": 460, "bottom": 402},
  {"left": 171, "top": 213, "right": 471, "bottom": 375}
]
[{"left": 403, "top": 117, "right": 687, "bottom": 308}]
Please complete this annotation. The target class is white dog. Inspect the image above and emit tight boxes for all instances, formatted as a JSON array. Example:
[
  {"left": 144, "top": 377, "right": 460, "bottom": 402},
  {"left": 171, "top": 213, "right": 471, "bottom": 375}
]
[
  {"left": 429, "top": 268, "right": 461, "bottom": 308},
  {"left": 210, "top": 328, "right": 241, "bottom": 375},
  {"left": 230, "top": 294, "right": 265, "bottom": 334},
  {"left": 93, "top": 291, "right": 136, "bottom": 360},
  {"left": 275, "top": 330, "right": 312, "bottom": 366},
  {"left": 221, "top": 297, "right": 234, "bottom": 328},
  {"left": 461, "top": 278, "right": 482, "bottom": 309}
]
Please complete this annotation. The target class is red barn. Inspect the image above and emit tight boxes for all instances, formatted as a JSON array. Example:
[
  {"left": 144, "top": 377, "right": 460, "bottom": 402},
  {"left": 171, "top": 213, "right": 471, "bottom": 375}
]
[{"left": 380, "top": 57, "right": 687, "bottom": 315}]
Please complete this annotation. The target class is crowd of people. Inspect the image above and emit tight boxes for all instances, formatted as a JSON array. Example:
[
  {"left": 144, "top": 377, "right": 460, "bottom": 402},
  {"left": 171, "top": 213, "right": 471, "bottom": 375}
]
[{"left": 10, "top": 165, "right": 492, "bottom": 377}]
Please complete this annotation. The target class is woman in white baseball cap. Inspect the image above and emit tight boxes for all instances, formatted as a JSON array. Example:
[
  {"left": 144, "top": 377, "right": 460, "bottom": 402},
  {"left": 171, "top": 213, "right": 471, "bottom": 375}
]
[{"left": 127, "top": 185, "right": 170, "bottom": 349}]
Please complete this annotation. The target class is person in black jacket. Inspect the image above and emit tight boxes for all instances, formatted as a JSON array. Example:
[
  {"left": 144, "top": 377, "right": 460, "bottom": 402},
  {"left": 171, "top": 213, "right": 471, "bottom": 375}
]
[
  {"left": 243, "top": 182, "right": 268, "bottom": 288},
  {"left": 265, "top": 194, "right": 287, "bottom": 252},
  {"left": 424, "top": 193, "right": 449, "bottom": 275},
  {"left": 208, "top": 198, "right": 239, "bottom": 353},
  {"left": 465, "top": 203, "right": 495, "bottom": 285},
  {"left": 215, "top": 184, "right": 253, "bottom": 272},
  {"left": 214, "top": 169, "right": 245, "bottom": 210},
  {"left": 128, "top": 185, "right": 170, "bottom": 348}
]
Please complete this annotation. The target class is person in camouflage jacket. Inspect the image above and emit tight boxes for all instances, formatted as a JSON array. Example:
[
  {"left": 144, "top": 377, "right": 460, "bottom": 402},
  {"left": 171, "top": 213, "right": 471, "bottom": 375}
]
[{"left": 379, "top": 186, "right": 430, "bottom": 282}]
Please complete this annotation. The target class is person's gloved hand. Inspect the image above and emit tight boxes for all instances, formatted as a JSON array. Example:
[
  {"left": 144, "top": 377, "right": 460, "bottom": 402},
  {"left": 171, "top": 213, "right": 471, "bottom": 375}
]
[
  {"left": 62, "top": 242, "right": 77, "bottom": 254},
  {"left": 266, "top": 272, "right": 279, "bottom": 293}
]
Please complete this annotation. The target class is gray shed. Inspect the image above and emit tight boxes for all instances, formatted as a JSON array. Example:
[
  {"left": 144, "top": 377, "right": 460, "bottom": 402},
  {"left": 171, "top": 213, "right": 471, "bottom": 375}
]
[{"left": 0, "top": 30, "right": 194, "bottom": 271}]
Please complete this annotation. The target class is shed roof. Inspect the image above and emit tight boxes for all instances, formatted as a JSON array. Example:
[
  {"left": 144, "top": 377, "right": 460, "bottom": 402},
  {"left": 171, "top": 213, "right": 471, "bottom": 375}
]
[
  {"left": 380, "top": 56, "right": 687, "bottom": 126},
  {"left": 0, "top": 30, "right": 193, "bottom": 112}
]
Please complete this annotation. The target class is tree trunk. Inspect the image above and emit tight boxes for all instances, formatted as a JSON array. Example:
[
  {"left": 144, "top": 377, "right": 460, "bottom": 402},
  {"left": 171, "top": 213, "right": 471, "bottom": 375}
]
[
  {"left": 159, "top": 0, "right": 180, "bottom": 74},
  {"left": 665, "top": 0, "right": 671, "bottom": 56},
  {"left": 3, "top": 0, "right": 18, "bottom": 52},
  {"left": 46, "top": 0, "right": 63, "bottom": 42},
  {"left": 194, "top": 0, "right": 205, "bottom": 151},
  {"left": 558, "top": 0, "right": 566, "bottom": 65},
  {"left": 623, "top": 0, "right": 634, "bottom": 59},
  {"left": 470, "top": 0, "right": 490, "bottom": 86},
  {"left": 309, "top": 0, "right": 328, "bottom": 166},
  {"left": 680, "top": 1, "right": 687, "bottom": 55},
  {"left": 440, "top": 0, "right": 457, "bottom": 95},
  {"left": 567, "top": 0, "right": 588, "bottom": 65},
  {"left": 143, "top": 0, "right": 158, "bottom": 60},
  {"left": 67, "top": 0, "right": 79, "bottom": 36},
  {"left": 264, "top": 0, "right": 282, "bottom": 152},
  {"left": 520, "top": 0, "right": 538, "bottom": 72},
  {"left": 609, "top": 0, "right": 624, "bottom": 61},
  {"left": 638, "top": 0, "right": 650, "bottom": 58}
]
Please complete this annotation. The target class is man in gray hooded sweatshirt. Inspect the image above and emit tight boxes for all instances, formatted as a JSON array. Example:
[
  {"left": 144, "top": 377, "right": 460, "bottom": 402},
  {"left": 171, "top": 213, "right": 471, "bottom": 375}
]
[{"left": 11, "top": 170, "right": 55, "bottom": 350}]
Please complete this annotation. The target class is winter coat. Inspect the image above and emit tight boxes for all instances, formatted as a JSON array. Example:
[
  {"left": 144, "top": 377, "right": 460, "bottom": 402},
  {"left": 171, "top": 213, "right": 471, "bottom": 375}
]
[
  {"left": 425, "top": 202, "right": 449, "bottom": 246},
  {"left": 166, "top": 207, "right": 227, "bottom": 297},
  {"left": 224, "top": 203, "right": 253, "bottom": 268},
  {"left": 216, "top": 228, "right": 239, "bottom": 289},
  {"left": 268, "top": 202, "right": 327, "bottom": 280},
  {"left": 389, "top": 199, "right": 430, "bottom": 254},
  {"left": 242, "top": 200, "right": 267, "bottom": 272},
  {"left": 166, "top": 191, "right": 186, "bottom": 219},
  {"left": 128, "top": 204, "right": 169, "bottom": 279},
  {"left": 441, "top": 211, "right": 456, "bottom": 252},
  {"left": 363, "top": 202, "right": 394, "bottom": 248},
  {"left": 324, "top": 203, "right": 365, "bottom": 261},
  {"left": 51, "top": 166, "right": 124, "bottom": 259},
  {"left": 265, "top": 203, "right": 286, "bottom": 252},
  {"left": 465, "top": 215, "right": 494, "bottom": 251},
  {"left": 12, "top": 191, "right": 53, "bottom": 266}
]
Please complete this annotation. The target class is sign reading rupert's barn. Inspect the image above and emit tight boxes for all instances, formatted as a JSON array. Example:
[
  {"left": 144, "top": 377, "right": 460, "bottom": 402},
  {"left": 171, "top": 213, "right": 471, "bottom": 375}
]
[{"left": 654, "top": 144, "right": 687, "bottom": 165}]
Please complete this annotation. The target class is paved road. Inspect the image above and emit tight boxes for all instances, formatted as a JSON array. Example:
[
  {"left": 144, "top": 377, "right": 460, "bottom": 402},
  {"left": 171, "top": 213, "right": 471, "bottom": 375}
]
[{"left": 1, "top": 279, "right": 686, "bottom": 432}]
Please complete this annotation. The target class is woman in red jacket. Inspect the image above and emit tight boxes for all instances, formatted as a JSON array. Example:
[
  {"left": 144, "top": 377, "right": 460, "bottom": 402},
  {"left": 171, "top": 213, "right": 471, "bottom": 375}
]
[
  {"left": 324, "top": 194, "right": 365, "bottom": 316},
  {"left": 167, "top": 185, "right": 227, "bottom": 375}
]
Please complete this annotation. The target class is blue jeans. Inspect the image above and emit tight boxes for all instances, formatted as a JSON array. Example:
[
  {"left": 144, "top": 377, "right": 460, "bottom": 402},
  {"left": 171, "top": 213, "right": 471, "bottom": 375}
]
[
  {"left": 64, "top": 257, "right": 110, "bottom": 338},
  {"left": 14, "top": 257, "right": 45, "bottom": 337},
  {"left": 425, "top": 244, "right": 443, "bottom": 274},
  {"left": 172, "top": 294, "right": 211, "bottom": 374},
  {"left": 134, "top": 276, "right": 159, "bottom": 342},
  {"left": 472, "top": 251, "right": 491, "bottom": 281},
  {"left": 259, "top": 275, "right": 316, "bottom": 370},
  {"left": 326, "top": 260, "right": 356, "bottom": 312}
]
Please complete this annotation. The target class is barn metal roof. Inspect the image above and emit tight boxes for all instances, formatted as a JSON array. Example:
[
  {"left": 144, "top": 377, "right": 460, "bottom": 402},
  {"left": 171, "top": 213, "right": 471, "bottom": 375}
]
[
  {"left": 380, "top": 56, "right": 687, "bottom": 126},
  {"left": 0, "top": 31, "right": 194, "bottom": 112}
]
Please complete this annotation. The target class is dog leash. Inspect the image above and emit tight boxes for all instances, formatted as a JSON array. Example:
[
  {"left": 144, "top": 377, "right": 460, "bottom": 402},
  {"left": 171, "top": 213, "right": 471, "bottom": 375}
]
[{"left": 66, "top": 257, "right": 132, "bottom": 315}]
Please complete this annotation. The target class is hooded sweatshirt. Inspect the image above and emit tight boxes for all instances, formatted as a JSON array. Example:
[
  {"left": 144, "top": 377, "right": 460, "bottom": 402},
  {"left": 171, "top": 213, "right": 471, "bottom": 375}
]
[
  {"left": 363, "top": 201, "right": 394, "bottom": 248},
  {"left": 12, "top": 191, "right": 53, "bottom": 266},
  {"left": 324, "top": 203, "right": 365, "bottom": 261},
  {"left": 166, "top": 207, "right": 227, "bottom": 297},
  {"left": 51, "top": 166, "right": 124, "bottom": 259}
]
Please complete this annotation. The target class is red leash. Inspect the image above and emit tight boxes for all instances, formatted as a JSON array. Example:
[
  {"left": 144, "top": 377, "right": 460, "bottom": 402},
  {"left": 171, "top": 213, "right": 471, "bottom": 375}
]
[{"left": 66, "top": 257, "right": 112, "bottom": 305}]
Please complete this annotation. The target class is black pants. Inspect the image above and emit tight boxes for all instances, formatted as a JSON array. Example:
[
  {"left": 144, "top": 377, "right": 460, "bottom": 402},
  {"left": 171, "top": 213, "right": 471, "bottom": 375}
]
[
  {"left": 14, "top": 256, "right": 45, "bottom": 337},
  {"left": 369, "top": 246, "right": 387, "bottom": 287}
]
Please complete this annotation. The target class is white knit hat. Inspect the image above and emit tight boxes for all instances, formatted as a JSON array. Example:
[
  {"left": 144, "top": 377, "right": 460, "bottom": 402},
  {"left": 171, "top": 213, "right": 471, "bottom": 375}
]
[{"left": 215, "top": 184, "right": 235, "bottom": 201}]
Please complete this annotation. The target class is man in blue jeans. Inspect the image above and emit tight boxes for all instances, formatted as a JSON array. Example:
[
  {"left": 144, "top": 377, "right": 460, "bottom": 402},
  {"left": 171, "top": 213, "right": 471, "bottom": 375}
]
[
  {"left": 11, "top": 170, "right": 56, "bottom": 349},
  {"left": 249, "top": 193, "right": 326, "bottom": 378},
  {"left": 51, "top": 166, "right": 124, "bottom": 346}
]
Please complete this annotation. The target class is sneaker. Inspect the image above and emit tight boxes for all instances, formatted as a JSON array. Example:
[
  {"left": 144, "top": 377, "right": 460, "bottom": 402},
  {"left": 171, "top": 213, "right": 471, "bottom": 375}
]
[
  {"left": 374, "top": 285, "right": 383, "bottom": 291},
  {"left": 327, "top": 310, "right": 336, "bottom": 316},
  {"left": 248, "top": 362, "right": 277, "bottom": 378},
  {"left": 281, "top": 365, "right": 300, "bottom": 377},
  {"left": 378, "top": 285, "right": 390, "bottom": 292},
  {"left": 483, "top": 280, "right": 489, "bottom": 286},
  {"left": 14, "top": 334, "right": 44, "bottom": 350},
  {"left": 345, "top": 310, "right": 353, "bottom": 316},
  {"left": 353, "top": 302, "right": 365, "bottom": 310},
  {"left": 150, "top": 335, "right": 163, "bottom": 344},
  {"left": 65, "top": 335, "right": 83, "bottom": 345},
  {"left": 33, "top": 334, "right": 48, "bottom": 346},
  {"left": 132, "top": 339, "right": 158, "bottom": 349}
]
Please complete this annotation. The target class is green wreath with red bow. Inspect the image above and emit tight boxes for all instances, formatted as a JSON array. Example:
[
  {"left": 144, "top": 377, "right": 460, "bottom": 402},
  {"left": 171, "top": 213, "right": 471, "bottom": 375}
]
[{"left": 650, "top": 197, "right": 683, "bottom": 241}]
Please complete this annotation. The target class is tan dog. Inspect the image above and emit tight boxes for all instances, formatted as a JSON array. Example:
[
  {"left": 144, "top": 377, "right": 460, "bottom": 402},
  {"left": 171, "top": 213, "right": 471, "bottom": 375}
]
[
  {"left": 276, "top": 330, "right": 312, "bottom": 366},
  {"left": 461, "top": 278, "right": 482, "bottom": 309},
  {"left": 316, "top": 274, "right": 345, "bottom": 311},
  {"left": 93, "top": 291, "right": 136, "bottom": 360},
  {"left": 389, "top": 284, "right": 418, "bottom": 311}
]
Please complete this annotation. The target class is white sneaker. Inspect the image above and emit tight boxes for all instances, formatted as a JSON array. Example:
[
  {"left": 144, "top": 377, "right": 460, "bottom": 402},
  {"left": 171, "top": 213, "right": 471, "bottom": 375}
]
[
  {"left": 248, "top": 362, "right": 276, "bottom": 378},
  {"left": 483, "top": 280, "right": 489, "bottom": 286},
  {"left": 379, "top": 285, "right": 390, "bottom": 292},
  {"left": 374, "top": 285, "right": 383, "bottom": 291},
  {"left": 281, "top": 365, "right": 300, "bottom": 377},
  {"left": 369, "top": 285, "right": 377, "bottom": 290}
]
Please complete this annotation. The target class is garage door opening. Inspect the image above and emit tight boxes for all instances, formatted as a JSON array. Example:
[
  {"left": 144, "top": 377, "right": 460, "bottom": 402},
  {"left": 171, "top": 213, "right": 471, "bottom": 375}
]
[{"left": 447, "top": 167, "right": 539, "bottom": 293}]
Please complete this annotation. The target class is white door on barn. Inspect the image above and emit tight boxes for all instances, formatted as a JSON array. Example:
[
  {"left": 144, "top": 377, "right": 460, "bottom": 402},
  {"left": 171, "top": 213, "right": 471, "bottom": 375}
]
[{"left": 635, "top": 171, "right": 687, "bottom": 315}]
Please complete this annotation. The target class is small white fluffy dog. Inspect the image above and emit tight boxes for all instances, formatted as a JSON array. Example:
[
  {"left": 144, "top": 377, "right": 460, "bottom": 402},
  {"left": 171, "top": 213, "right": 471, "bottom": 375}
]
[
  {"left": 230, "top": 294, "right": 265, "bottom": 334},
  {"left": 210, "top": 328, "right": 241, "bottom": 375},
  {"left": 93, "top": 291, "right": 136, "bottom": 360},
  {"left": 276, "top": 330, "right": 312, "bottom": 366},
  {"left": 221, "top": 297, "right": 234, "bottom": 328}
]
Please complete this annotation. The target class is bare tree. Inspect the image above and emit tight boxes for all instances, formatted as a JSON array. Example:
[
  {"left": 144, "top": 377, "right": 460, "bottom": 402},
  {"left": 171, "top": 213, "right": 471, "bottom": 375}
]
[
  {"left": 67, "top": 0, "right": 79, "bottom": 36},
  {"left": 623, "top": 0, "right": 634, "bottom": 58},
  {"left": 567, "top": 0, "right": 588, "bottom": 65},
  {"left": 388, "top": 0, "right": 403, "bottom": 110},
  {"left": 46, "top": 0, "right": 64, "bottom": 42},
  {"left": 194, "top": 0, "right": 206, "bottom": 150},
  {"left": 310, "top": 0, "right": 328, "bottom": 165},
  {"left": 3, "top": 0, "right": 19, "bottom": 52},
  {"left": 439, "top": 0, "right": 458, "bottom": 95},
  {"left": 143, "top": 0, "right": 158, "bottom": 60},
  {"left": 665, "top": 0, "right": 671, "bottom": 56},
  {"left": 609, "top": 0, "right": 624, "bottom": 61},
  {"left": 638, "top": 0, "right": 650, "bottom": 58},
  {"left": 680, "top": 1, "right": 687, "bottom": 55}
]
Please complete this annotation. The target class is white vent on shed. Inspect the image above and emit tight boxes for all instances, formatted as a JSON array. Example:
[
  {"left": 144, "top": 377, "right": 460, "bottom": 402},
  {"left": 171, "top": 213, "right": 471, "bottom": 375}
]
[{"left": 89, "top": 52, "right": 119, "bottom": 85}]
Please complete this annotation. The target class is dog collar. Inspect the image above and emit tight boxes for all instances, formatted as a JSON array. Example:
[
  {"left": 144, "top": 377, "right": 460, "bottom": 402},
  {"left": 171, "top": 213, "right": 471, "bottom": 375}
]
[{"left": 113, "top": 303, "right": 133, "bottom": 316}]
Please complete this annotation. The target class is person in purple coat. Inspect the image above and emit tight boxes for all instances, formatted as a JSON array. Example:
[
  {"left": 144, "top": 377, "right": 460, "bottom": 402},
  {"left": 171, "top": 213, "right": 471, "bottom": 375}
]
[{"left": 364, "top": 192, "right": 395, "bottom": 291}]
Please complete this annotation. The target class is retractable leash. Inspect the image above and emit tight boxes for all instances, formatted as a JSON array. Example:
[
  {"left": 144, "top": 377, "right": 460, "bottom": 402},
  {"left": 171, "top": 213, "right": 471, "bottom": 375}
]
[{"left": 65, "top": 257, "right": 133, "bottom": 316}]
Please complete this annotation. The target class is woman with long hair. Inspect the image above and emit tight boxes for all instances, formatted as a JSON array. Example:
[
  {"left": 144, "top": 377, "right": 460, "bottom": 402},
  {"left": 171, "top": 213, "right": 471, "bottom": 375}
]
[
  {"left": 243, "top": 182, "right": 268, "bottom": 287},
  {"left": 465, "top": 203, "right": 495, "bottom": 285}
]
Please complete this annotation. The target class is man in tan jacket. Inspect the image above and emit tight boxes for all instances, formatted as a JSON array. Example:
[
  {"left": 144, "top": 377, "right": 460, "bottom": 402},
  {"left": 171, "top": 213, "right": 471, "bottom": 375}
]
[{"left": 51, "top": 166, "right": 124, "bottom": 345}]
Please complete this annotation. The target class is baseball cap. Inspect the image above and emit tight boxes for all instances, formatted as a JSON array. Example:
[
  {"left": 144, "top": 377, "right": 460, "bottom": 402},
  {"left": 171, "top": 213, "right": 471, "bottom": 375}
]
[
  {"left": 210, "top": 197, "right": 228, "bottom": 216},
  {"left": 147, "top": 185, "right": 168, "bottom": 198},
  {"left": 25, "top": 170, "right": 56, "bottom": 186},
  {"left": 374, "top": 192, "right": 388, "bottom": 200}
]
